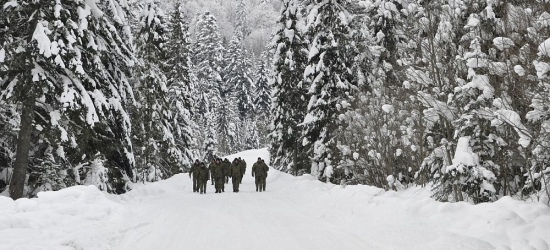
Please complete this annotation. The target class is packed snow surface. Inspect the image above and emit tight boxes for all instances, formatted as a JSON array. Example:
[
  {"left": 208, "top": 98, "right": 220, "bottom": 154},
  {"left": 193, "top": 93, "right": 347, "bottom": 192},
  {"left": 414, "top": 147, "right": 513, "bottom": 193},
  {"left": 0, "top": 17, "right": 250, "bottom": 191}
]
[{"left": 1, "top": 148, "right": 550, "bottom": 250}]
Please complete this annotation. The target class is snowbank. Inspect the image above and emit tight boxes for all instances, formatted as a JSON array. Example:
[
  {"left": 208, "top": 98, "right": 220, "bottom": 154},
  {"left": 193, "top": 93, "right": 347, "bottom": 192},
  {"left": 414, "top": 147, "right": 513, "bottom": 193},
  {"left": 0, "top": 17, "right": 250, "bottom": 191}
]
[
  {"left": 0, "top": 186, "right": 126, "bottom": 250},
  {"left": 280, "top": 175, "right": 550, "bottom": 250}
]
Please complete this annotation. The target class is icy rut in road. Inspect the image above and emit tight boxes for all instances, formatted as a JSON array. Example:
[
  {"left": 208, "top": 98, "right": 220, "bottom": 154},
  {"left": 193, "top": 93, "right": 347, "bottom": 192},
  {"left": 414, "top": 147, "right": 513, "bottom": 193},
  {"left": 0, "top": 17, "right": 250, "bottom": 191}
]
[{"left": 1, "top": 148, "right": 550, "bottom": 250}]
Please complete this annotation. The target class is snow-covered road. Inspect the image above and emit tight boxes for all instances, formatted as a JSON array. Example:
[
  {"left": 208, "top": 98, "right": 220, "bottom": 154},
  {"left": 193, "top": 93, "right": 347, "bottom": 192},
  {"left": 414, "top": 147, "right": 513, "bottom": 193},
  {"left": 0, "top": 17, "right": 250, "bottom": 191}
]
[
  {"left": 115, "top": 149, "right": 374, "bottom": 250},
  {"left": 1, "top": 148, "right": 550, "bottom": 250}
]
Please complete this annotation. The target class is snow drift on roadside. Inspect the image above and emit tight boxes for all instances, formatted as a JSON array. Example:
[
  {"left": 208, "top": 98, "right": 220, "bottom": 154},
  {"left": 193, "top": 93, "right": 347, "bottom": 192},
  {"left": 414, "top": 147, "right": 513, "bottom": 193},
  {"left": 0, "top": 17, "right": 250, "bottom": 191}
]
[{"left": 0, "top": 186, "right": 126, "bottom": 250}]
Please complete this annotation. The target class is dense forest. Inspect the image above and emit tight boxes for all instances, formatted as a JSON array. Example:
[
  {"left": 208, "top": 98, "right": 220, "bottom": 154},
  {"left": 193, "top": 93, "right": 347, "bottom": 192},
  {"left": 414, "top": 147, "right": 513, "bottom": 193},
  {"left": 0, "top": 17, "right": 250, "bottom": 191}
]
[{"left": 1, "top": 0, "right": 549, "bottom": 205}]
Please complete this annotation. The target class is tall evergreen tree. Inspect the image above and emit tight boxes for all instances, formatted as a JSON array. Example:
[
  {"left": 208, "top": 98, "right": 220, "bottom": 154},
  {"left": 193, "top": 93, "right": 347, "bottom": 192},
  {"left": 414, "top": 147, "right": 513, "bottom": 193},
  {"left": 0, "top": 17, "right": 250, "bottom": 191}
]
[
  {"left": 163, "top": 1, "right": 196, "bottom": 169},
  {"left": 0, "top": 0, "right": 136, "bottom": 198},
  {"left": 254, "top": 61, "right": 271, "bottom": 118},
  {"left": 301, "top": 0, "right": 358, "bottom": 180},
  {"left": 193, "top": 11, "right": 225, "bottom": 95},
  {"left": 0, "top": 103, "right": 17, "bottom": 193},
  {"left": 215, "top": 96, "right": 237, "bottom": 155},
  {"left": 269, "top": 0, "right": 309, "bottom": 174},
  {"left": 192, "top": 78, "right": 215, "bottom": 158},
  {"left": 244, "top": 119, "right": 260, "bottom": 150},
  {"left": 253, "top": 60, "right": 271, "bottom": 146},
  {"left": 132, "top": 0, "right": 180, "bottom": 182},
  {"left": 224, "top": 3, "right": 255, "bottom": 151},
  {"left": 225, "top": 38, "right": 255, "bottom": 121},
  {"left": 193, "top": 11, "right": 226, "bottom": 155},
  {"left": 203, "top": 111, "right": 218, "bottom": 162},
  {"left": 235, "top": 0, "right": 250, "bottom": 42}
]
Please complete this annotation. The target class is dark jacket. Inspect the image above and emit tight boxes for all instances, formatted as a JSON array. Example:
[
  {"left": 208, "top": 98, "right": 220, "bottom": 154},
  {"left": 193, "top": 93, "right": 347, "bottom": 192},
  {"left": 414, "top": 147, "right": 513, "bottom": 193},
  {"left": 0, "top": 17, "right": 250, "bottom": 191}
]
[
  {"left": 210, "top": 161, "right": 224, "bottom": 178},
  {"left": 230, "top": 160, "right": 243, "bottom": 178},
  {"left": 189, "top": 162, "right": 201, "bottom": 178},
  {"left": 197, "top": 164, "right": 210, "bottom": 181},
  {"left": 252, "top": 160, "right": 269, "bottom": 177}
]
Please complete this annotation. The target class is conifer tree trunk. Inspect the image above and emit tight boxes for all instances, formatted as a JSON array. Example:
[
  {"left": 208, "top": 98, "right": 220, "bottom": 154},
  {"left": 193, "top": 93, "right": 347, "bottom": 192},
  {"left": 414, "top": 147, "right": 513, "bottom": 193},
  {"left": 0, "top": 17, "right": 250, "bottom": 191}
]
[{"left": 9, "top": 99, "right": 34, "bottom": 199}]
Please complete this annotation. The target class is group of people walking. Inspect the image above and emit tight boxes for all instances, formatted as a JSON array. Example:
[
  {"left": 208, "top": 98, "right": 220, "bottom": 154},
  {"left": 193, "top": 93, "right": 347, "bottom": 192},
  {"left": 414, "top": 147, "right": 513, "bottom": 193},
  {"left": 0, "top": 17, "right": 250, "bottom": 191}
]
[{"left": 189, "top": 157, "right": 269, "bottom": 194}]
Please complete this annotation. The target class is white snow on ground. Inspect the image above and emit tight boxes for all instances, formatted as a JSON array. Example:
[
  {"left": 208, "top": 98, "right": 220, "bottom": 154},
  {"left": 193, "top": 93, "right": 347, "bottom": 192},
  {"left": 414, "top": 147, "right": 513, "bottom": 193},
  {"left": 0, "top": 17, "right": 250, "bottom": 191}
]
[{"left": 1, "top": 148, "right": 550, "bottom": 250}]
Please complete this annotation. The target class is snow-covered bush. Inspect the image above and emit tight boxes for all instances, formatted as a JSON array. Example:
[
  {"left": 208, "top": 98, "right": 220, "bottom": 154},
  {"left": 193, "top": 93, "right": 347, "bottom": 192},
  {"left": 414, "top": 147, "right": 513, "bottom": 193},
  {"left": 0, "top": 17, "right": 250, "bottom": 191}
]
[{"left": 431, "top": 137, "right": 497, "bottom": 203}]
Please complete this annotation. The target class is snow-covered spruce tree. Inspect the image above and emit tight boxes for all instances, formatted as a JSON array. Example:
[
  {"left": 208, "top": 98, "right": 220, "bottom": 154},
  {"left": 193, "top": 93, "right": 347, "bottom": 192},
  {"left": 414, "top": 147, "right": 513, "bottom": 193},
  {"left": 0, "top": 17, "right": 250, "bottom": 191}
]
[
  {"left": 407, "top": 1, "right": 495, "bottom": 202},
  {"left": 214, "top": 95, "right": 237, "bottom": 155},
  {"left": 235, "top": 0, "right": 250, "bottom": 42},
  {"left": 163, "top": 1, "right": 196, "bottom": 170},
  {"left": 202, "top": 111, "right": 218, "bottom": 162},
  {"left": 193, "top": 11, "right": 226, "bottom": 155},
  {"left": 448, "top": 1, "right": 550, "bottom": 203},
  {"left": 29, "top": 142, "right": 66, "bottom": 195},
  {"left": 301, "top": 0, "right": 358, "bottom": 181},
  {"left": 0, "top": 0, "right": 136, "bottom": 198},
  {"left": 224, "top": 37, "right": 255, "bottom": 151},
  {"left": 195, "top": 73, "right": 233, "bottom": 157},
  {"left": 268, "top": 0, "right": 309, "bottom": 174},
  {"left": 225, "top": 1, "right": 257, "bottom": 151},
  {"left": 253, "top": 60, "right": 271, "bottom": 146},
  {"left": 0, "top": 103, "right": 17, "bottom": 193},
  {"left": 405, "top": 1, "right": 513, "bottom": 202},
  {"left": 193, "top": 11, "right": 224, "bottom": 94},
  {"left": 187, "top": 69, "right": 202, "bottom": 160},
  {"left": 192, "top": 79, "right": 214, "bottom": 158},
  {"left": 254, "top": 59, "right": 271, "bottom": 119},
  {"left": 224, "top": 38, "right": 254, "bottom": 120},
  {"left": 244, "top": 118, "right": 260, "bottom": 150},
  {"left": 132, "top": 0, "right": 180, "bottom": 182},
  {"left": 434, "top": 2, "right": 505, "bottom": 203}
]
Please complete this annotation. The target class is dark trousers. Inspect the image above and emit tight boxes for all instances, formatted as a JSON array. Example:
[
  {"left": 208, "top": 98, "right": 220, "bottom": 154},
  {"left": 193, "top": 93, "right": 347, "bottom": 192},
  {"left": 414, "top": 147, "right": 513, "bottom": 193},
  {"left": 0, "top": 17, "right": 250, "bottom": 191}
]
[
  {"left": 261, "top": 177, "right": 266, "bottom": 191},
  {"left": 198, "top": 180, "right": 207, "bottom": 193},
  {"left": 232, "top": 176, "right": 241, "bottom": 192},
  {"left": 255, "top": 176, "right": 266, "bottom": 192},
  {"left": 192, "top": 177, "right": 198, "bottom": 192},
  {"left": 214, "top": 177, "right": 224, "bottom": 192}
]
